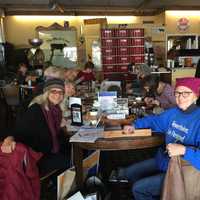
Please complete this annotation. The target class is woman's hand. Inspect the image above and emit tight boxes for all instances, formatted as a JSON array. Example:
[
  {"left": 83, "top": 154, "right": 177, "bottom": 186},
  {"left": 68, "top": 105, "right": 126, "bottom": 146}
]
[
  {"left": 144, "top": 97, "right": 160, "bottom": 107},
  {"left": 123, "top": 125, "right": 135, "bottom": 134},
  {"left": 60, "top": 118, "right": 68, "bottom": 128},
  {"left": 152, "top": 99, "right": 160, "bottom": 106},
  {"left": 144, "top": 97, "right": 154, "bottom": 105},
  {"left": 1, "top": 136, "right": 16, "bottom": 153},
  {"left": 166, "top": 143, "right": 186, "bottom": 157}
]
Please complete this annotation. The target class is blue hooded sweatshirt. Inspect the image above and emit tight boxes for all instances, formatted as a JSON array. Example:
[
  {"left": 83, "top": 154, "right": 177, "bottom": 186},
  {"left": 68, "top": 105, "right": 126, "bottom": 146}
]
[{"left": 133, "top": 106, "right": 200, "bottom": 171}]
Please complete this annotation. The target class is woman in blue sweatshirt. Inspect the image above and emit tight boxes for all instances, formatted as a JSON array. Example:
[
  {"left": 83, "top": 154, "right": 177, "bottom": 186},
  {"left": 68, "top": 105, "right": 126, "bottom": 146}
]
[{"left": 123, "top": 77, "right": 200, "bottom": 200}]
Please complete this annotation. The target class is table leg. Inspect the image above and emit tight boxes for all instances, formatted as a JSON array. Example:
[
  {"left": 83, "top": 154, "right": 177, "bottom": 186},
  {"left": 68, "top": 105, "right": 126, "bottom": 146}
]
[{"left": 73, "top": 144, "right": 84, "bottom": 189}]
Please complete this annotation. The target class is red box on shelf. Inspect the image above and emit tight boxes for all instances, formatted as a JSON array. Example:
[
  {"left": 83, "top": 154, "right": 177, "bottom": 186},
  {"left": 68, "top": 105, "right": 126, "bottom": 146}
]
[
  {"left": 129, "top": 47, "right": 134, "bottom": 55},
  {"left": 102, "top": 48, "right": 116, "bottom": 56},
  {"left": 133, "top": 46, "right": 145, "bottom": 54},
  {"left": 129, "top": 29, "right": 144, "bottom": 37},
  {"left": 102, "top": 39, "right": 116, "bottom": 47},
  {"left": 118, "top": 56, "right": 130, "bottom": 64},
  {"left": 118, "top": 65, "right": 128, "bottom": 72},
  {"left": 116, "top": 29, "right": 129, "bottom": 37},
  {"left": 131, "top": 38, "right": 144, "bottom": 46},
  {"left": 102, "top": 56, "right": 116, "bottom": 64},
  {"left": 117, "top": 47, "right": 129, "bottom": 55},
  {"left": 117, "top": 38, "right": 129, "bottom": 46},
  {"left": 101, "top": 29, "right": 115, "bottom": 38},
  {"left": 130, "top": 55, "right": 145, "bottom": 63},
  {"left": 103, "top": 65, "right": 117, "bottom": 72}
]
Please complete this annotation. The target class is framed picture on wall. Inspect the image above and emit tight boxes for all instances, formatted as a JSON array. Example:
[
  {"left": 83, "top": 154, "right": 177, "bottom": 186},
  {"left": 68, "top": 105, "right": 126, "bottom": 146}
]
[{"left": 36, "top": 23, "right": 78, "bottom": 68}]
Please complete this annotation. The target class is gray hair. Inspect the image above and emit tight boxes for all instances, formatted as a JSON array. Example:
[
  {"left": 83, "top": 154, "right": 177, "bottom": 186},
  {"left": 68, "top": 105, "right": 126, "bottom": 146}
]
[
  {"left": 44, "top": 66, "right": 64, "bottom": 80},
  {"left": 136, "top": 64, "right": 152, "bottom": 78}
]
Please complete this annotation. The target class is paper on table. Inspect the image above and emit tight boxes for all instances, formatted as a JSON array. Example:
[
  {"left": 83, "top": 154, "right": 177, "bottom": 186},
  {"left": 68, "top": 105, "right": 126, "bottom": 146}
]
[
  {"left": 98, "top": 91, "right": 117, "bottom": 112},
  {"left": 85, "top": 193, "right": 97, "bottom": 200},
  {"left": 69, "top": 126, "right": 104, "bottom": 143},
  {"left": 67, "top": 191, "right": 85, "bottom": 200}
]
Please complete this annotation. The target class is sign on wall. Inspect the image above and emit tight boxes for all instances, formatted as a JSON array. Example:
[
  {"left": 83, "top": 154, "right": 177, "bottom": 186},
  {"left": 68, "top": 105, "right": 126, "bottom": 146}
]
[{"left": 177, "top": 18, "right": 190, "bottom": 32}]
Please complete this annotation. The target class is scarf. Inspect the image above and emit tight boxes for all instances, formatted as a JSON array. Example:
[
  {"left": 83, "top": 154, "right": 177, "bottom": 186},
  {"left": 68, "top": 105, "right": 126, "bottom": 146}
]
[{"left": 41, "top": 103, "right": 62, "bottom": 153}]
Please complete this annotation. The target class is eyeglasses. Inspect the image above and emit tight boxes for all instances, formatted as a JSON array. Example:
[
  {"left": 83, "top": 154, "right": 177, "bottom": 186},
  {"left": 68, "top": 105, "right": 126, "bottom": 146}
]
[
  {"left": 50, "top": 90, "right": 64, "bottom": 95},
  {"left": 174, "top": 91, "right": 192, "bottom": 98}
]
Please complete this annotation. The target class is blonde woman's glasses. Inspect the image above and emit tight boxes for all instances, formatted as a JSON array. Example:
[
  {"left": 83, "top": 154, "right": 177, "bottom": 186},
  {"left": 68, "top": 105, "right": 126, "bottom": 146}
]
[{"left": 50, "top": 90, "right": 64, "bottom": 95}]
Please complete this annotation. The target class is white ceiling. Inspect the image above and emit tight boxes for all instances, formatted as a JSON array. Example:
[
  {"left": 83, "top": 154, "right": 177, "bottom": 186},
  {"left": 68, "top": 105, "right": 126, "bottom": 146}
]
[{"left": 1, "top": 0, "right": 200, "bottom": 16}]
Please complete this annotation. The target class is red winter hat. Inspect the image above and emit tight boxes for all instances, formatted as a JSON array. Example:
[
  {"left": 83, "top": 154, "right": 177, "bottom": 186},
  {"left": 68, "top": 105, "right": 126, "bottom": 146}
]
[{"left": 175, "top": 77, "right": 200, "bottom": 96}]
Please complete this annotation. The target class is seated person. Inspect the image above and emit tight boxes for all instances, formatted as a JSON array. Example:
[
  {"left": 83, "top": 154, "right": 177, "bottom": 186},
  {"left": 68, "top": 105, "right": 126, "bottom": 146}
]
[
  {"left": 1, "top": 78, "right": 69, "bottom": 176},
  {"left": 16, "top": 63, "right": 29, "bottom": 85},
  {"left": 33, "top": 65, "right": 64, "bottom": 96},
  {"left": 122, "top": 77, "right": 200, "bottom": 200},
  {"left": 61, "top": 80, "right": 76, "bottom": 117},
  {"left": 141, "top": 75, "right": 176, "bottom": 110},
  {"left": 107, "top": 85, "right": 122, "bottom": 97},
  {"left": 63, "top": 68, "right": 79, "bottom": 82},
  {"left": 126, "top": 63, "right": 152, "bottom": 96},
  {"left": 75, "top": 61, "right": 96, "bottom": 84},
  {"left": 135, "top": 63, "right": 152, "bottom": 80}
]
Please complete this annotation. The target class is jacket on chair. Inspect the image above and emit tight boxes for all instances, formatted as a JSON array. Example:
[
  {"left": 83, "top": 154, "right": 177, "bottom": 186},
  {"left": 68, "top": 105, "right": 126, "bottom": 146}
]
[{"left": 0, "top": 143, "right": 42, "bottom": 200}]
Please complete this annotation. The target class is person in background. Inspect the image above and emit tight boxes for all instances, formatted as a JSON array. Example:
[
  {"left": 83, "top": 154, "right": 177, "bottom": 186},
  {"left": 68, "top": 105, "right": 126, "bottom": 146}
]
[
  {"left": 1, "top": 78, "right": 69, "bottom": 175},
  {"left": 128, "top": 62, "right": 135, "bottom": 72},
  {"left": 126, "top": 63, "right": 152, "bottom": 96},
  {"left": 63, "top": 68, "right": 79, "bottom": 82},
  {"left": 75, "top": 61, "right": 96, "bottom": 84},
  {"left": 33, "top": 66, "right": 64, "bottom": 96},
  {"left": 61, "top": 80, "right": 76, "bottom": 117},
  {"left": 141, "top": 75, "right": 176, "bottom": 110},
  {"left": 44, "top": 66, "right": 65, "bottom": 80},
  {"left": 122, "top": 77, "right": 200, "bottom": 200},
  {"left": 16, "top": 63, "right": 29, "bottom": 85},
  {"left": 135, "top": 63, "right": 152, "bottom": 80}
]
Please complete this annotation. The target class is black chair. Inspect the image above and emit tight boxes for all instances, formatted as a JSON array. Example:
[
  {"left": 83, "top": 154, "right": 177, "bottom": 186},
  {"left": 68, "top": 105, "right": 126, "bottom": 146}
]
[
  {"left": 2, "top": 83, "right": 20, "bottom": 126},
  {"left": 40, "top": 169, "right": 59, "bottom": 199}
]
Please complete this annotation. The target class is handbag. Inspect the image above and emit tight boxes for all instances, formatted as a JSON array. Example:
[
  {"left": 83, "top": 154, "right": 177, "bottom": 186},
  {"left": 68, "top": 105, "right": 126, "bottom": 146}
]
[{"left": 161, "top": 156, "right": 200, "bottom": 200}]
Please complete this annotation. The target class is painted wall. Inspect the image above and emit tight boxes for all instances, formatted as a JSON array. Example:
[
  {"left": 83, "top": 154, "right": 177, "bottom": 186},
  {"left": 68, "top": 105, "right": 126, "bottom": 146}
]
[
  {"left": 165, "top": 11, "right": 200, "bottom": 34},
  {"left": 4, "top": 16, "right": 81, "bottom": 47},
  {"left": 4, "top": 14, "right": 165, "bottom": 47}
]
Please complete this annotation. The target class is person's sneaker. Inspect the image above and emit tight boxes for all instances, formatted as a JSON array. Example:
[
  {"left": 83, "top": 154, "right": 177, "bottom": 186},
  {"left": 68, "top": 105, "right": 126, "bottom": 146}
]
[
  {"left": 117, "top": 168, "right": 128, "bottom": 183},
  {"left": 109, "top": 168, "right": 128, "bottom": 183}
]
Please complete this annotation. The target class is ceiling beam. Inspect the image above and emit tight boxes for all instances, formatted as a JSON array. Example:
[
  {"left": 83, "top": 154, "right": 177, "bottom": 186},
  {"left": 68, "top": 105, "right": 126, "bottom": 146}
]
[
  {"left": 3, "top": 2, "right": 200, "bottom": 16},
  {"left": 5, "top": 9, "right": 159, "bottom": 16},
  {"left": 136, "top": 0, "right": 154, "bottom": 9}
]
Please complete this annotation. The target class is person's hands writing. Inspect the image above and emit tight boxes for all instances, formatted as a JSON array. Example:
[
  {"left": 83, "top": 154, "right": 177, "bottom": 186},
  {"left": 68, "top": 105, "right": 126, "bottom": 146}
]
[
  {"left": 123, "top": 125, "right": 135, "bottom": 134},
  {"left": 144, "top": 97, "right": 160, "bottom": 107},
  {"left": 166, "top": 143, "right": 186, "bottom": 157},
  {"left": 1, "top": 136, "right": 16, "bottom": 153}
]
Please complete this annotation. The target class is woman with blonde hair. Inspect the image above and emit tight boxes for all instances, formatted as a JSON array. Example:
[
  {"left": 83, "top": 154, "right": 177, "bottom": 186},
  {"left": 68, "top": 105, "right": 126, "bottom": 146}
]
[{"left": 1, "top": 78, "right": 69, "bottom": 175}]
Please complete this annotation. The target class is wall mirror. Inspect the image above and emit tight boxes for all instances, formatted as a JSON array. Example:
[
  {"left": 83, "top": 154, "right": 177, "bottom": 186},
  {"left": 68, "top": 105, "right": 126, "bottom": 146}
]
[{"left": 36, "top": 23, "right": 78, "bottom": 68}]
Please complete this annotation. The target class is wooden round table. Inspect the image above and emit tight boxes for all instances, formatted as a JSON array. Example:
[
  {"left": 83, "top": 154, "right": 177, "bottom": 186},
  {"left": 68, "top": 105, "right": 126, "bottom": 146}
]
[{"left": 73, "top": 133, "right": 164, "bottom": 188}]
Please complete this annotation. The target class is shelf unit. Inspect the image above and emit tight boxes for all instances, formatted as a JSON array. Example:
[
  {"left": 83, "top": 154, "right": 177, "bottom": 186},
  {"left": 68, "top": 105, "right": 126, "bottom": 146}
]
[
  {"left": 167, "top": 34, "right": 200, "bottom": 68},
  {"left": 101, "top": 28, "right": 145, "bottom": 74}
]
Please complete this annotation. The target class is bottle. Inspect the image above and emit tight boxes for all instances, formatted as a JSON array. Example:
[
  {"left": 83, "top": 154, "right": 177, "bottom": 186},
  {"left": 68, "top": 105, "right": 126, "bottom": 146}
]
[{"left": 28, "top": 80, "right": 32, "bottom": 86}]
